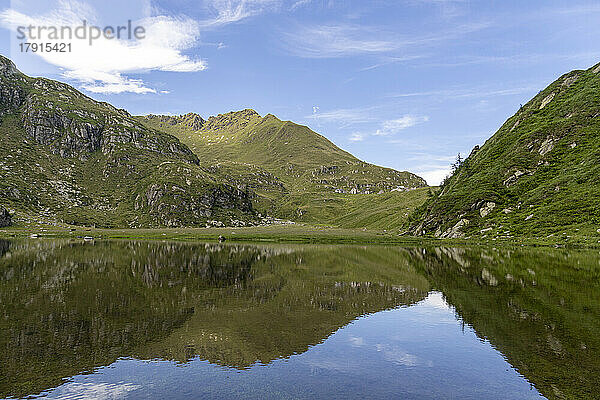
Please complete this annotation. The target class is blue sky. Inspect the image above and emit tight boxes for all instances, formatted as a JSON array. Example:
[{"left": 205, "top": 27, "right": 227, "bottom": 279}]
[{"left": 2, "top": 0, "right": 600, "bottom": 184}]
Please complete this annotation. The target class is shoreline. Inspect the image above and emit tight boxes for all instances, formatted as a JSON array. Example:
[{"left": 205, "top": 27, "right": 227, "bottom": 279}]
[{"left": 1, "top": 224, "right": 598, "bottom": 248}]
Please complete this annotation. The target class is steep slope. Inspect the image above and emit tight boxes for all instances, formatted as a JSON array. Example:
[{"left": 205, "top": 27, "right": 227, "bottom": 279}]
[
  {"left": 0, "top": 55, "right": 255, "bottom": 228},
  {"left": 411, "top": 62, "right": 600, "bottom": 239},
  {"left": 139, "top": 110, "right": 427, "bottom": 227}
]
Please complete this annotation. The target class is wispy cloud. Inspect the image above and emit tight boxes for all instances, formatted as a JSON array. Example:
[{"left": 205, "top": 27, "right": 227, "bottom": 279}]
[
  {"left": 358, "top": 55, "right": 426, "bottom": 72},
  {"left": 348, "top": 132, "right": 365, "bottom": 142},
  {"left": 282, "top": 24, "right": 399, "bottom": 58},
  {"left": 346, "top": 115, "right": 429, "bottom": 143},
  {"left": 200, "top": 0, "right": 280, "bottom": 27},
  {"left": 282, "top": 21, "right": 490, "bottom": 58},
  {"left": 308, "top": 108, "right": 429, "bottom": 142},
  {"left": 290, "top": 0, "right": 313, "bottom": 11},
  {"left": 373, "top": 115, "right": 429, "bottom": 136},
  {"left": 307, "top": 106, "right": 377, "bottom": 125},
  {"left": 0, "top": 1, "right": 206, "bottom": 94},
  {"left": 388, "top": 85, "right": 540, "bottom": 100}
]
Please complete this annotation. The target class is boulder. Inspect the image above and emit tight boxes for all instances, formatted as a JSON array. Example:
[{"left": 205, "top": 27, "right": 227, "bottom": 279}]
[
  {"left": 479, "top": 202, "right": 496, "bottom": 218},
  {"left": 0, "top": 207, "right": 12, "bottom": 227},
  {"left": 441, "top": 219, "right": 470, "bottom": 239}
]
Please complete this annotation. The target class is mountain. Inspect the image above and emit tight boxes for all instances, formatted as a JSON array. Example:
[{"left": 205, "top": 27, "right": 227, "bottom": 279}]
[
  {"left": 138, "top": 108, "right": 427, "bottom": 226},
  {"left": 0, "top": 54, "right": 426, "bottom": 230},
  {"left": 410, "top": 62, "right": 600, "bottom": 239},
  {"left": 0, "top": 55, "right": 254, "bottom": 228}
]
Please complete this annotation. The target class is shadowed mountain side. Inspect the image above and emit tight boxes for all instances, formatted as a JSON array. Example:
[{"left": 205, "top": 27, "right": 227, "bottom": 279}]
[{"left": 0, "top": 55, "right": 258, "bottom": 228}]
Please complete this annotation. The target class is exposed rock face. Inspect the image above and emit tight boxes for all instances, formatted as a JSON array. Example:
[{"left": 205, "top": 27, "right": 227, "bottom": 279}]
[
  {"left": 202, "top": 109, "right": 260, "bottom": 131},
  {"left": 0, "top": 58, "right": 26, "bottom": 118},
  {"left": 0, "top": 55, "right": 257, "bottom": 228},
  {"left": 0, "top": 207, "right": 11, "bottom": 227},
  {"left": 479, "top": 202, "right": 496, "bottom": 218},
  {"left": 135, "top": 183, "right": 254, "bottom": 227},
  {"left": 440, "top": 219, "right": 470, "bottom": 239},
  {"left": 18, "top": 97, "right": 198, "bottom": 161},
  {"left": 0, "top": 56, "right": 197, "bottom": 163}
]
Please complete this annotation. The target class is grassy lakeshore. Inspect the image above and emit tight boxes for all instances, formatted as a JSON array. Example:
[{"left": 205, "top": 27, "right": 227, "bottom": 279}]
[{"left": 1, "top": 222, "right": 599, "bottom": 248}]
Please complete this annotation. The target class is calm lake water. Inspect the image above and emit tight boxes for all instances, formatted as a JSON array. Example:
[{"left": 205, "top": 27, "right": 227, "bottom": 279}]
[{"left": 0, "top": 240, "right": 598, "bottom": 399}]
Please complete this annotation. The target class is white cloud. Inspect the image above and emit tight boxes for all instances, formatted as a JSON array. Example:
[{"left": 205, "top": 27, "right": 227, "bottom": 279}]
[
  {"left": 419, "top": 292, "right": 451, "bottom": 310},
  {"left": 0, "top": 1, "right": 206, "bottom": 94},
  {"left": 348, "top": 132, "right": 364, "bottom": 142},
  {"left": 374, "top": 115, "right": 429, "bottom": 136},
  {"left": 52, "top": 382, "right": 141, "bottom": 400},
  {"left": 307, "top": 109, "right": 428, "bottom": 143},
  {"left": 415, "top": 167, "right": 451, "bottom": 186},
  {"left": 375, "top": 344, "right": 420, "bottom": 367},
  {"left": 348, "top": 335, "right": 365, "bottom": 347},
  {"left": 290, "top": 0, "right": 313, "bottom": 11}
]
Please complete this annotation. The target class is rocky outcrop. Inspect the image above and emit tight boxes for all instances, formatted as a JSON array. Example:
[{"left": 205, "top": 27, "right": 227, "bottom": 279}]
[
  {"left": 440, "top": 218, "right": 470, "bottom": 239},
  {"left": 202, "top": 109, "right": 260, "bottom": 131},
  {"left": 0, "top": 57, "right": 26, "bottom": 118},
  {"left": 135, "top": 183, "right": 255, "bottom": 227},
  {"left": 0, "top": 207, "right": 11, "bottom": 227},
  {"left": 0, "top": 55, "right": 259, "bottom": 228},
  {"left": 143, "top": 113, "right": 206, "bottom": 131},
  {"left": 410, "top": 62, "right": 600, "bottom": 238},
  {"left": 19, "top": 97, "right": 198, "bottom": 161},
  {"left": 478, "top": 201, "right": 496, "bottom": 218},
  {"left": 0, "top": 56, "right": 197, "bottom": 163}
]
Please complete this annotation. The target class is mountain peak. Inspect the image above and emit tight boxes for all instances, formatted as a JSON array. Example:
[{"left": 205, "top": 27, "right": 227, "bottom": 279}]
[
  {"left": 202, "top": 109, "right": 261, "bottom": 132},
  {"left": 141, "top": 113, "right": 206, "bottom": 131},
  {"left": 0, "top": 54, "right": 20, "bottom": 77}
]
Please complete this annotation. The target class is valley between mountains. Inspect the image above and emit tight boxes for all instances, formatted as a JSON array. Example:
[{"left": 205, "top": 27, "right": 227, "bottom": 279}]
[{"left": 2, "top": 53, "right": 600, "bottom": 243}]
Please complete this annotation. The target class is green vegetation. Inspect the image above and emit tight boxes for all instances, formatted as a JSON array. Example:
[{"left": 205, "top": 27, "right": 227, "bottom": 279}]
[
  {"left": 2, "top": 240, "right": 599, "bottom": 399},
  {"left": 411, "top": 63, "right": 600, "bottom": 240},
  {"left": 138, "top": 110, "right": 427, "bottom": 227},
  {"left": 6, "top": 50, "right": 600, "bottom": 240},
  {"left": 0, "top": 55, "right": 257, "bottom": 228},
  {"left": 0, "top": 54, "right": 427, "bottom": 232}
]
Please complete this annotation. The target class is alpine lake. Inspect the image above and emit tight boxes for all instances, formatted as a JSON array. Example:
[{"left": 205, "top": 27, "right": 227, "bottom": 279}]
[{"left": 0, "top": 239, "right": 598, "bottom": 399}]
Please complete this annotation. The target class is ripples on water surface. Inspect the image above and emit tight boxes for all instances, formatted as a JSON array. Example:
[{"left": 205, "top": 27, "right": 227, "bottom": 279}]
[{"left": 0, "top": 240, "right": 598, "bottom": 399}]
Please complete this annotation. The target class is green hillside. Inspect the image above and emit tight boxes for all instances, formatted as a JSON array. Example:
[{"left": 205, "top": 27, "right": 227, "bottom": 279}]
[
  {"left": 0, "top": 54, "right": 428, "bottom": 231},
  {"left": 138, "top": 110, "right": 427, "bottom": 228},
  {"left": 0, "top": 55, "right": 255, "bottom": 228},
  {"left": 410, "top": 62, "right": 600, "bottom": 239}
]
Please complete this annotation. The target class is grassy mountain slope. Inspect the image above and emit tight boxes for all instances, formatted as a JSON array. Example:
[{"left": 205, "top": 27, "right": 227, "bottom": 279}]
[
  {"left": 410, "top": 62, "right": 600, "bottom": 239},
  {"left": 0, "top": 55, "right": 255, "bottom": 228},
  {"left": 138, "top": 110, "right": 427, "bottom": 228}
]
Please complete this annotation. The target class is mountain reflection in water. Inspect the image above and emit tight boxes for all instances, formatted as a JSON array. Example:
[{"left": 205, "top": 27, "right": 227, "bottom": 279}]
[{"left": 0, "top": 240, "right": 598, "bottom": 400}]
